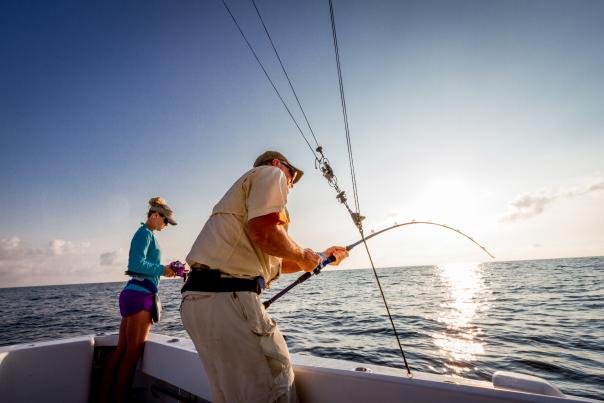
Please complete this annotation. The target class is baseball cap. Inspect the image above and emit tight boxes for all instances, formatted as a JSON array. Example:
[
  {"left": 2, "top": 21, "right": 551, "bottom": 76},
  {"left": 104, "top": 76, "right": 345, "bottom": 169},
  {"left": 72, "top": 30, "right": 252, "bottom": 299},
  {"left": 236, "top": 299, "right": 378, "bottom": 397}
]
[{"left": 253, "top": 150, "right": 304, "bottom": 184}]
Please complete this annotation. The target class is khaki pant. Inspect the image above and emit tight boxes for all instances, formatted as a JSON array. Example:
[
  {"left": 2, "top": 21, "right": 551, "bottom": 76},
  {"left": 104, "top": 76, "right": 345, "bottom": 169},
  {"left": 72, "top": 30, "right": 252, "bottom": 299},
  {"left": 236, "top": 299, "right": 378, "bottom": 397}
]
[{"left": 181, "top": 291, "right": 298, "bottom": 403}]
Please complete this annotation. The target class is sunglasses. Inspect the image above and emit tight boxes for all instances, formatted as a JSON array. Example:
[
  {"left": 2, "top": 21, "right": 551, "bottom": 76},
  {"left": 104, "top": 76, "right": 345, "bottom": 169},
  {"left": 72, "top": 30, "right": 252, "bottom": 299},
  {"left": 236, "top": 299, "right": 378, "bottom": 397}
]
[{"left": 280, "top": 161, "right": 298, "bottom": 182}]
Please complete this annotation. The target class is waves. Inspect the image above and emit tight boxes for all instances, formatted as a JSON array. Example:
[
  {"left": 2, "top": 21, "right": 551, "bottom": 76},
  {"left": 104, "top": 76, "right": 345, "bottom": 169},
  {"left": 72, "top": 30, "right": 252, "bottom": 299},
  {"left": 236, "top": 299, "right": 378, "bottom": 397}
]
[{"left": 1, "top": 256, "right": 603, "bottom": 400}]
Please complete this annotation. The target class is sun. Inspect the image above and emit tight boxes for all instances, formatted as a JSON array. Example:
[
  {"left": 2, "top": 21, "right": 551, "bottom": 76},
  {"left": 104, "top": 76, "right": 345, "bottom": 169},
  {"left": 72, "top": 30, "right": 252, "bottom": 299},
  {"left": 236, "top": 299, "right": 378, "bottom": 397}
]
[{"left": 413, "top": 179, "right": 481, "bottom": 224}]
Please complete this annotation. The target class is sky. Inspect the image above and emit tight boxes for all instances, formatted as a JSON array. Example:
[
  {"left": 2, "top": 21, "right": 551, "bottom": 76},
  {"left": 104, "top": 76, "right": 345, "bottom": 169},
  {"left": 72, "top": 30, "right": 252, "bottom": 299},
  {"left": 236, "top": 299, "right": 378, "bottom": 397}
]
[{"left": 1, "top": 0, "right": 603, "bottom": 288}]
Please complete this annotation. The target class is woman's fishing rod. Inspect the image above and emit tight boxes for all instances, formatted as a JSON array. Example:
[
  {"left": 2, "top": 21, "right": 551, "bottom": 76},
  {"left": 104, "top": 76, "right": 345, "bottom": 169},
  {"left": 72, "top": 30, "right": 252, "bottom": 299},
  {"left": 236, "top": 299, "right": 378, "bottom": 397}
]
[{"left": 263, "top": 220, "right": 494, "bottom": 309}]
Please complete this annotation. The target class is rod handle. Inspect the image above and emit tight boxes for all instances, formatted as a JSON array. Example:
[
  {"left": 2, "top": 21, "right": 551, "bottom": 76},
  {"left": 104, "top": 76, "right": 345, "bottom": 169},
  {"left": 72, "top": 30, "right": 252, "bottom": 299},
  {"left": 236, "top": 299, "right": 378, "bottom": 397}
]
[
  {"left": 312, "top": 254, "right": 336, "bottom": 275},
  {"left": 263, "top": 254, "right": 336, "bottom": 309}
]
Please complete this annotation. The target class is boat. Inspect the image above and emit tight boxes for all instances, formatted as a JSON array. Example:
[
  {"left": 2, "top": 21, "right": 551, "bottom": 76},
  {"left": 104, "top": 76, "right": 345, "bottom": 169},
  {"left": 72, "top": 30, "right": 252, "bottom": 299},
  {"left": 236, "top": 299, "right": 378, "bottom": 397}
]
[
  {"left": 1, "top": 2, "right": 599, "bottom": 403},
  {"left": 1, "top": 332, "right": 599, "bottom": 402}
]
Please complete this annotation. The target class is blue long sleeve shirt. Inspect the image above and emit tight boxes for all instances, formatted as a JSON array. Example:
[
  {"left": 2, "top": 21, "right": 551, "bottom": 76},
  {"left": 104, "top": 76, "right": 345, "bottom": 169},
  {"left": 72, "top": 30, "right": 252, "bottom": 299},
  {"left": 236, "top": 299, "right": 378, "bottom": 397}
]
[{"left": 123, "top": 223, "right": 163, "bottom": 293}]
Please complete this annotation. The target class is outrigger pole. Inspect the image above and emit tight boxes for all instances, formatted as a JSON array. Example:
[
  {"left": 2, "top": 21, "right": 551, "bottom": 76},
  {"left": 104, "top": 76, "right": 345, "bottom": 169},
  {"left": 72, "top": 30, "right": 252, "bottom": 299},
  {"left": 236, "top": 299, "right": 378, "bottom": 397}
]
[{"left": 263, "top": 220, "right": 495, "bottom": 309}]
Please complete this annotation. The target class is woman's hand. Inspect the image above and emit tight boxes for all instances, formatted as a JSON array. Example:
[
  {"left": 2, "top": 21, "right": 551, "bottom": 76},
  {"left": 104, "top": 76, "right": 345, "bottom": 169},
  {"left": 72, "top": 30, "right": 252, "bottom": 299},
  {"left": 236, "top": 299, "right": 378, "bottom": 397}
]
[
  {"left": 163, "top": 265, "right": 176, "bottom": 277},
  {"left": 322, "top": 246, "right": 349, "bottom": 265}
]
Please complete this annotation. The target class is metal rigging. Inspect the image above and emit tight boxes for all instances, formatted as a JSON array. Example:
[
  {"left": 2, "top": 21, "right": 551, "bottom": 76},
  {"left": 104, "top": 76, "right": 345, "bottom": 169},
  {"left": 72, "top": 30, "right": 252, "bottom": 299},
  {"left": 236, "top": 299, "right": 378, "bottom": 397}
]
[{"left": 218, "top": 0, "right": 496, "bottom": 378}]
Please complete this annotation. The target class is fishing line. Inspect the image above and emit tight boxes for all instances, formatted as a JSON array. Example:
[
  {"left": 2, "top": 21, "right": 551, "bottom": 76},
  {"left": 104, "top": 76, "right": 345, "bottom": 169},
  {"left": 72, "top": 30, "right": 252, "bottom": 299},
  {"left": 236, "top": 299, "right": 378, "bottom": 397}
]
[
  {"left": 219, "top": 0, "right": 318, "bottom": 160},
  {"left": 327, "top": 0, "right": 412, "bottom": 376},
  {"left": 219, "top": 0, "right": 497, "bottom": 377},
  {"left": 329, "top": 0, "right": 360, "bottom": 215},
  {"left": 220, "top": 0, "right": 364, "bottom": 228},
  {"left": 250, "top": 0, "right": 321, "bottom": 149}
]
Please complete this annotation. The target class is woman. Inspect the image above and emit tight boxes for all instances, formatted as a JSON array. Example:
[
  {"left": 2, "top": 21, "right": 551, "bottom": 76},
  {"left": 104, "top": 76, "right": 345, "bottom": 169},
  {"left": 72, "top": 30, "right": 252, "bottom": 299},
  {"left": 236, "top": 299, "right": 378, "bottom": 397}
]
[{"left": 101, "top": 197, "right": 179, "bottom": 403}]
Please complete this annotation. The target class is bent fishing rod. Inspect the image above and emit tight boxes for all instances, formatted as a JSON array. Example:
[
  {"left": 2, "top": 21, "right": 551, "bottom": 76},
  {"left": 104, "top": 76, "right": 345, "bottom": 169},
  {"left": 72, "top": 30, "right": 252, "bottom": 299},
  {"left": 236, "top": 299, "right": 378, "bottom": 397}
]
[{"left": 263, "top": 221, "right": 495, "bottom": 309}]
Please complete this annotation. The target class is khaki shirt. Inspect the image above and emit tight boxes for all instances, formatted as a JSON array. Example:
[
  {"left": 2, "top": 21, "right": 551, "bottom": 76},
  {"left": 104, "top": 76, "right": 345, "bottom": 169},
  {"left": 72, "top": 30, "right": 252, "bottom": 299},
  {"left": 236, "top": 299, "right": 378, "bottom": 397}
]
[{"left": 186, "top": 166, "right": 290, "bottom": 283}]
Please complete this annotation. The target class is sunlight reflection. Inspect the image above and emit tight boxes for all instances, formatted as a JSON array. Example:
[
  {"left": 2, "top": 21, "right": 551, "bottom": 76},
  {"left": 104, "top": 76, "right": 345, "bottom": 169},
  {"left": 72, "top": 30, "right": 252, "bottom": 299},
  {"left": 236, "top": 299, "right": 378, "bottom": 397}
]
[{"left": 433, "top": 262, "right": 487, "bottom": 374}]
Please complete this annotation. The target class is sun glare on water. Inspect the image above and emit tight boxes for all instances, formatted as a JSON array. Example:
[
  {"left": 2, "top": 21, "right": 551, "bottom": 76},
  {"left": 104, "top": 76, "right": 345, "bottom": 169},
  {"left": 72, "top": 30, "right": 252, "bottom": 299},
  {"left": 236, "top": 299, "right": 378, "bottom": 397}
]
[{"left": 433, "top": 262, "right": 489, "bottom": 374}]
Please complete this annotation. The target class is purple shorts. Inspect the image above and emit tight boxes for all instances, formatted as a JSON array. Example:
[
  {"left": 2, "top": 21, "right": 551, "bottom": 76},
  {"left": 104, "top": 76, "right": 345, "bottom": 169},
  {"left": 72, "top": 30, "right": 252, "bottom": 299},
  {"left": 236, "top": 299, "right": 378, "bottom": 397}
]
[{"left": 119, "top": 289, "right": 154, "bottom": 318}]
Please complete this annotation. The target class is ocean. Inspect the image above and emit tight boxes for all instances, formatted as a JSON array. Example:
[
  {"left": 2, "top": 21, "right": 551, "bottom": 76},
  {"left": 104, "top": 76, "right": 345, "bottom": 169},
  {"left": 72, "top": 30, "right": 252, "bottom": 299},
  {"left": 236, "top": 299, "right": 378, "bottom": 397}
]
[{"left": 1, "top": 257, "right": 603, "bottom": 400}]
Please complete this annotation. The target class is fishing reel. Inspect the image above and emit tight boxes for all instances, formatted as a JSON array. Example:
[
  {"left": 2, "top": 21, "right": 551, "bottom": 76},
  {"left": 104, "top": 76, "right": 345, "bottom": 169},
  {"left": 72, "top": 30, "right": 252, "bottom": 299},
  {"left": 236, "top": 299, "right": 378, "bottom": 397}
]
[{"left": 169, "top": 261, "right": 187, "bottom": 278}]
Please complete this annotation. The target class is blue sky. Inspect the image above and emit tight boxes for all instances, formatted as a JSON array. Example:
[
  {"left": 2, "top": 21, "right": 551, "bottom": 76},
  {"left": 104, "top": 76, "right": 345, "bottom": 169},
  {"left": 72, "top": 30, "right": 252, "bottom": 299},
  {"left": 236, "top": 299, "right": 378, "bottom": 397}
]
[{"left": 1, "top": 0, "right": 603, "bottom": 287}]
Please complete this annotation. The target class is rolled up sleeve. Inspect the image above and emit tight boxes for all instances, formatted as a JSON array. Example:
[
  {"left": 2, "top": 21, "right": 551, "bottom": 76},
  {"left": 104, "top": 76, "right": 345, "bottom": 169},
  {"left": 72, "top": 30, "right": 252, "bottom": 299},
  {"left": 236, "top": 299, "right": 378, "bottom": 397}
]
[{"left": 247, "top": 168, "right": 289, "bottom": 220}]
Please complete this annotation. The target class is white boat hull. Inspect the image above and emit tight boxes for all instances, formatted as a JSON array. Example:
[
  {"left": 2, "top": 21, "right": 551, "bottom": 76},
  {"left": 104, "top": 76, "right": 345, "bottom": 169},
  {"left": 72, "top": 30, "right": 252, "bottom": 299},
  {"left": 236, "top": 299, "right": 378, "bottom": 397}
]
[{"left": 0, "top": 333, "right": 599, "bottom": 402}]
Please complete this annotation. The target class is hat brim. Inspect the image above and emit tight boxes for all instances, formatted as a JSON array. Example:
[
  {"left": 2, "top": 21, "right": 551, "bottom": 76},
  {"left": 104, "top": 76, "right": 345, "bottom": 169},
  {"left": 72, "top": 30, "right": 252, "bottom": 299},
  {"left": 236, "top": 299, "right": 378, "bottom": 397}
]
[
  {"left": 150, "top": 206, "right": 177, "bottom": 225},
  {"left": 291, "top": 166, "right": 304, "bottom": 184}
]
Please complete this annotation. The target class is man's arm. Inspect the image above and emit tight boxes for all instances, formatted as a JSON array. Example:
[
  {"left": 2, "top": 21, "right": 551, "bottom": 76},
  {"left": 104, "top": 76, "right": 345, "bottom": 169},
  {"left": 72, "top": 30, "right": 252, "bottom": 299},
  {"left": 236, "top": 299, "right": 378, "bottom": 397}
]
[
  {"left": 282, "top": 246, "right": 349, "bottom": 273},
  {"left": 247, "top": 213, "right": 321, "bottom": 272},
  {"left": 281, "top": 259, "right": 303, "bottom": 273}
]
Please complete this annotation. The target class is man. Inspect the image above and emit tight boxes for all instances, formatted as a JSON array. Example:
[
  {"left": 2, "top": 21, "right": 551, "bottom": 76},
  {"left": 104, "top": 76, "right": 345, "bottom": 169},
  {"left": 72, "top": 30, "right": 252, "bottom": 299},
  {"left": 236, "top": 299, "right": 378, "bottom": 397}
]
[{"left": 181, "top": 150, "right": 349, "bottom": 403}]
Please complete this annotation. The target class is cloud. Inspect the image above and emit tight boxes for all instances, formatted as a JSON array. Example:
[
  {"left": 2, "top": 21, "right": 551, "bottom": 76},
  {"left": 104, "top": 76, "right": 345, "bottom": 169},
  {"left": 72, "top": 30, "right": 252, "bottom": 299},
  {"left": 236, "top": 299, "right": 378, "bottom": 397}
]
[
  {"left": 501, "top": 192, "right": 556, "bottom": 222},
  {"left": 559, "top": 177, "right": 604, "bottom": 196},
  {"left": 47, "top": 239, "right": 90, "bottom": 256},
  {"left": 0, "top": 236, "right": 100, "bottom": 288},
  {"left": 1, "top": 237, "right": 90, "bottom": 259},
  {"left": 0, "top": 237, "right": 43, "bottom": 260},
  {"left": 502, "top": 176, "right": 604, "bottom": 222},
  {"left": 0, "top": 237, "right": 20, "bottom": 251},
  {"left": 100, "top": 249, "right": 127, "bottom": 266}
]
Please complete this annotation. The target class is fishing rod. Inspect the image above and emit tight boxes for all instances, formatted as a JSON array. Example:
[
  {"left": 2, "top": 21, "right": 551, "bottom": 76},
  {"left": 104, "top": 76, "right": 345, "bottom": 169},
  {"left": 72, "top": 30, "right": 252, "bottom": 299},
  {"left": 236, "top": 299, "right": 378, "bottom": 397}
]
[
  {"left": 263, "top": 220, "right": 494, "bottom": 309},
  {"left": 221, "top": 0, "right": 488, "bottom": 376}
]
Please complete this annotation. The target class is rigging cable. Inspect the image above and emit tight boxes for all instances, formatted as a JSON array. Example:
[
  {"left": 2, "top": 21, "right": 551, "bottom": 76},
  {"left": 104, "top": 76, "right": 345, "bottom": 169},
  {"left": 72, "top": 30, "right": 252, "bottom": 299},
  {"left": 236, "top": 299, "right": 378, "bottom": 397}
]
[
  {"left": 329, "top": 0, "right": 360, "bottom": 216},
  {"left": 221, "top": 0, "right": 363, "bottom": 229},
  {"left": 327, "top": 0, "right": 412, "bottom": 376},
  {"left": 250, "top": 0, "right": 321, "bottom": 149},
  {"left": 220, "top": 0, "right": 318, "bottom": 160},
  {"left": 221, "top": 0, "right": 463, "bottom": 376}
]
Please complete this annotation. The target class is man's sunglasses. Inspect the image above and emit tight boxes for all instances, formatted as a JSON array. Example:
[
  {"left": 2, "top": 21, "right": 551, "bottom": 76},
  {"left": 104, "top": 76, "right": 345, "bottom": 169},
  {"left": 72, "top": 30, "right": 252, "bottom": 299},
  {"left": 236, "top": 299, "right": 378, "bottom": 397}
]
[{"left": 280, "top": 161, "right": 298, "bottom": 182}]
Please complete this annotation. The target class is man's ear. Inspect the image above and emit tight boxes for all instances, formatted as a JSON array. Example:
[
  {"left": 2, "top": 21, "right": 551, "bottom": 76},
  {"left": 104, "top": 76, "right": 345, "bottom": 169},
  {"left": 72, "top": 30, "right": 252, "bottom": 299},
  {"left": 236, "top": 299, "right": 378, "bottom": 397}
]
[{"left": 271, "top": 159, "right": 280, "bottom": 167}]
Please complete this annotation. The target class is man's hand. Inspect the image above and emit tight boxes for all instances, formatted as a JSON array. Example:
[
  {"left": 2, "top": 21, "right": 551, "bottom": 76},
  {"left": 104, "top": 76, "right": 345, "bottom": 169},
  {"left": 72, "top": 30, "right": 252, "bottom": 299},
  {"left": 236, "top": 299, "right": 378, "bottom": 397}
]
[
  {"left": 322, "top": 246, "right": 349, "bottom": 265},
  {"left": 247, "top": 214, "right": 346, "bottom": 273},
  {"left": 297, "top": 248, "right": 322, "bottom": 272}
]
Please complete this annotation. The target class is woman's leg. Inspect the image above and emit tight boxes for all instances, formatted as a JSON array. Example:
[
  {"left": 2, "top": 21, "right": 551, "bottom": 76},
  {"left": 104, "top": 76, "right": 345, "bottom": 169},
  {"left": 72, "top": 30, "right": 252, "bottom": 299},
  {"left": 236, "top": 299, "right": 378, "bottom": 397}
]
[
  {"left": 115, "top": 310, "right": 152, "bottom": 403},
  {"left": 99, "top": 318, "right": 127, "bottom": 403}
]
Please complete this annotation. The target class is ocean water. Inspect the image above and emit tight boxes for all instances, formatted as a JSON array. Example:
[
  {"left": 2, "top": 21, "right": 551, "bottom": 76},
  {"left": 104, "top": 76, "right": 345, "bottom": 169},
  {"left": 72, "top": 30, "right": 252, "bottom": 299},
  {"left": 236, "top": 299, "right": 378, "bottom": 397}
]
[{"left": 1, "top": 257, "right": 603, "bottom": 400}]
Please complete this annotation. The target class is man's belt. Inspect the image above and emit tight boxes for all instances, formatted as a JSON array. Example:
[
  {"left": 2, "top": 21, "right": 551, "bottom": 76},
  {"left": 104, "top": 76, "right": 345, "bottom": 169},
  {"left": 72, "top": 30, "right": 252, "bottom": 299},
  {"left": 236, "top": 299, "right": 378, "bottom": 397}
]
[{"left": 181, "top": 267, "right": 266, "bottom": 295}]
